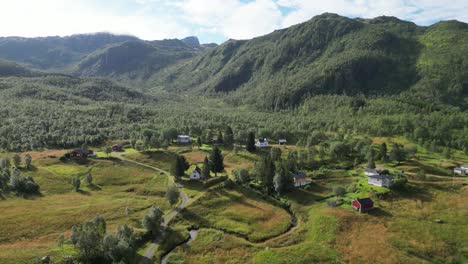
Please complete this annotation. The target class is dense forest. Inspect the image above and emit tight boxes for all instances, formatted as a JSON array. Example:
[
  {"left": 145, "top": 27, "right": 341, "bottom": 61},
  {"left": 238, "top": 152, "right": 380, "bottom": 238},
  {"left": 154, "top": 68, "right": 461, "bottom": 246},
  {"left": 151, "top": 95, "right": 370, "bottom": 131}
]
[{"left": 0, "top": 13, "right": 466, "bottom": 154}]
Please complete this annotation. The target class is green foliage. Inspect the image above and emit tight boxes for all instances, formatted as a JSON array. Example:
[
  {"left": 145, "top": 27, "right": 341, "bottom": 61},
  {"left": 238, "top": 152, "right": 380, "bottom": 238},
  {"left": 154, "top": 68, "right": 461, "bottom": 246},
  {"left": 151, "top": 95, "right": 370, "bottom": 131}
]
[
  {"left": 173, "top": 155, "right": 189, "bottom": 179},
  {"left": 246, "top": 132, "right": 256, "bottom": 152},
  {"left": 23, "top": 154, "right": 32, "bottom": 170},
  {"left": 142, "top": 206, "right": 164, "bottom": 236},
  {"left": 201, "top": 156, "right": 211, "bottom": 179},
  {"left": 71, "top": 216, "right": 107, "bottom": 262},
  {"left": 333, "top": 186, "right": 346, "bottom": 197},
  {"left": 209, "top": 145, "right": 224, "bottom": 177},
  {"left": 233, "top": 168, "right": 250, "bottom": 184},
  {"left": 166, "top": 185, "right": 180, "bottom": 206},
  {"left": 71, "top": 176, "right": 81, "bottom": 191}
]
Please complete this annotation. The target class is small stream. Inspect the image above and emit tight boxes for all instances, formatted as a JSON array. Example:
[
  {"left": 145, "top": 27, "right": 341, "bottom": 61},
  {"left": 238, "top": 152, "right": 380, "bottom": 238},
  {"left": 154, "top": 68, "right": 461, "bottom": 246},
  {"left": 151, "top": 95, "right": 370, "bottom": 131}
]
[{"left": 161, "top": 229, "right": 198, "bottom": 264}]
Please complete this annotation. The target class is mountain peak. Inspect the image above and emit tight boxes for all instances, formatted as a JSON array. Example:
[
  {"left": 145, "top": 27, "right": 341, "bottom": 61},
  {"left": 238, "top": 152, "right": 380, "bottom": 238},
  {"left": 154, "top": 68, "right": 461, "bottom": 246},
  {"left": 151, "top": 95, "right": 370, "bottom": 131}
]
[{"left": 181, "top": 36, "right": 200, "bottom": 47}]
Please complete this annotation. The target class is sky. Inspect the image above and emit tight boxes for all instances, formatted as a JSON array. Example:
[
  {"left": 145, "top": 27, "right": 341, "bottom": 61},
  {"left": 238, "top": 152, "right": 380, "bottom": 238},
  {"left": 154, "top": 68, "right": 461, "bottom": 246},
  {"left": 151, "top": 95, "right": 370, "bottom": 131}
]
[{"left": 0, "top": 0, "right": 467, "bottom": 44}]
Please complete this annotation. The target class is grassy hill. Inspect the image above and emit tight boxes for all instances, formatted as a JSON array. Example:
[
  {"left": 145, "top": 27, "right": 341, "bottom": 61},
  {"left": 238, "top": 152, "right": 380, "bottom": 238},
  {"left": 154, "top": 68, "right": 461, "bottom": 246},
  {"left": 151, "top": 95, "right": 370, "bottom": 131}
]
[{"left": 152, "top": 13, "right": 468, "bottom": 110}]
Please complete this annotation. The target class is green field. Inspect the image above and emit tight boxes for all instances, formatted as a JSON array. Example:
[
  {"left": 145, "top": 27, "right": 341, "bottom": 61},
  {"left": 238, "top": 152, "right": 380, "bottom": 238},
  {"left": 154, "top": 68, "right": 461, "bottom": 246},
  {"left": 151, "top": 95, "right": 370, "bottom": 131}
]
[{"left": 0, "top": 151, "right": 171, "bottom": 264}]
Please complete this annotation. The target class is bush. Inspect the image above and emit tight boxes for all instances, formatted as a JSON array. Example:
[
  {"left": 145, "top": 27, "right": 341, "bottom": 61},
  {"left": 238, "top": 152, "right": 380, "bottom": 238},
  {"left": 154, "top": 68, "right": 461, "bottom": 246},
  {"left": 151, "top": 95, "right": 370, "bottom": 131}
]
[{"left": 333, "top": 186, "right": 346, "bottom": 197}]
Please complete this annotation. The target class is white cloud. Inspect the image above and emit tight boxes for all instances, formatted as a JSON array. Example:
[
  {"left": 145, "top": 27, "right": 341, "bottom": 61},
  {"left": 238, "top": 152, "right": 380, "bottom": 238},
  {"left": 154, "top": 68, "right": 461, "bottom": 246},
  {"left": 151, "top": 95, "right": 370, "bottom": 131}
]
[
  {"left": 0, "top": 0, "right": 467, "bottom": 42},
  {"left": 0, "top": 0, "right": 190, "bottom": 39}
]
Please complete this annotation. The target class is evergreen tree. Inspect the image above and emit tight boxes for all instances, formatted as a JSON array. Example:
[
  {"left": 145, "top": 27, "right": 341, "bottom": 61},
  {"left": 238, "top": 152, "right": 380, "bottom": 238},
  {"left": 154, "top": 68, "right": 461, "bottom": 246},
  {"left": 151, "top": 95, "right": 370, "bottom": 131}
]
[
  {"left": 224, "top": 126, "right": 234, "bottom": 147},
  {"left": 217, "top": 131, "right": 224, "bottom": 144},
  {"left": 197, "top": 137, "right": 202, "bottom": 148},
  {"left": 71, "top": 177, "right": 81, "bottom": 191},
  {"left": 209, "top": 146, "right": 224, "bottom": 177},
  {"left": 273, "top": 161, "right": 291, "bottom": 195},
  {"left": 173, "top": 155, "right": 189, "bottom": 179},
  {"left": 379, "top": 143, "right": 388, "bottom": 162},
  {"left": 390, "top": 144, "right": 406, "bottom": 165},
  {"left": 255, "top": 155, "right": 275, "bottom": 194},
  {"left": 201, "top": 157, "right": 210, "bottom": 179},
  {"left": 246, "top": 132, "right": 256, "bottom": 152},
  {"left": 366, "top": 147, "right": 376, "bottom": 169}
]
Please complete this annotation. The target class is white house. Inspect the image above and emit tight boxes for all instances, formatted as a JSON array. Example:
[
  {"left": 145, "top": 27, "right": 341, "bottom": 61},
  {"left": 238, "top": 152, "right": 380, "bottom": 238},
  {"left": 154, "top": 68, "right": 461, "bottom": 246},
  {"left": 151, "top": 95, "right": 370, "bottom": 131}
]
[
  {"left": 177, "top": 135, "right": 192, "bottom": 144},
  {"left": 189, "top": 167, "right": 202, "bottom": 180},
  {"left": 278, "top": 139, "right": 287, "bottom": 145},
  {"left": 293, "top": 172, "right": 312, "bottom": 187},
  {"left": 368, "top": 174, "right": 394, "bottom": 187},
  {"left": 255, "top": 138, "right": 269, "bottom": 148},
  {"left": 454, "top": 165, "right": 468, "bottom": 175}
]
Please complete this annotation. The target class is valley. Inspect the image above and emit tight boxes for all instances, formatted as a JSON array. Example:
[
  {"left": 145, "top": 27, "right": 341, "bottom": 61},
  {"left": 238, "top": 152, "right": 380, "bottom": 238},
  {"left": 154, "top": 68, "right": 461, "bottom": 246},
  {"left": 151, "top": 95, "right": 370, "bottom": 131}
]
[{"left": 0, "top": 12, "right": 467, "bottom": 264}]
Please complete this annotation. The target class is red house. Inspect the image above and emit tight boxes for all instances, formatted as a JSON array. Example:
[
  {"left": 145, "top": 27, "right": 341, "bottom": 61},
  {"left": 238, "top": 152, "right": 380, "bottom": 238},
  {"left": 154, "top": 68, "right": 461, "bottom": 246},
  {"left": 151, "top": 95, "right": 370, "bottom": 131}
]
[
  {"left": 70, "top": 149, "right": 94, "bottom": 158},
  {"left": 112, "top": 144, "right": 123, "bottom": 152},
  {"left": 352, "top": 198, "right": 374, "bottom": 213}
]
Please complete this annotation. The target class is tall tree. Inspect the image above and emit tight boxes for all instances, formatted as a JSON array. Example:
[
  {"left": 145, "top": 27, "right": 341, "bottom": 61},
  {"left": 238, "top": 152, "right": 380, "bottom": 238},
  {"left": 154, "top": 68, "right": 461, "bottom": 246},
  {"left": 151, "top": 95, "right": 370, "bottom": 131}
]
[
  {"left": 217, "top": 131, "right": 224, "bottom": 144},
  {"left": 24, "top": 154, "right": 32, "bottom": 170},
  {"left": 366, "top": 147, "right": 376, "bottom": 169},
  {"left": 390, "top": 144, "right": 406, "bottom": 165},
  {"left": 201, "top": 157, "right": 210, "bottom": 179},
  {"left": 224, "top": 126, "right": 234, "bottom": 147},
  {"left": 379, "top": 143, "right": 388, "bottom": 162},
  {"left": 273, "top": 161, "right": 291, "bottom": 195},
  {"left": 173, "top": 155, "right": 189, "bottom": 179},
  {"left": 12, "top": 154, "right": 21, "bottom": 168},
  {"left": 142, "top": 206, "right": 163, "bottom": 236},
  {"left": 71, "top": 176, "right": 81, "bottom": 191},
  {"left": 270, "top": 147, "right": 282, "bottom": 161},
  {"left": 246, "top": 132, "right": 256, "bottom": 152},
  {"left": 209, "top": 146, "right": 224, "bottom": 177},
  {"left": 197, "top": 137, "right": 202, "bottom": 148},
  {"left": 85, "top": 171, "right": 93, "bottom": 185}
]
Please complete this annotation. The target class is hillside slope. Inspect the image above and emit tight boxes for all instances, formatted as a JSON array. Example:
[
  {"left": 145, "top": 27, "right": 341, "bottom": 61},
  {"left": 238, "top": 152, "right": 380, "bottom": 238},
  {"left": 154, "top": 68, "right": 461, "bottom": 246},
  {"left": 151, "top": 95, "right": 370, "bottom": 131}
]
[
  {"left": 152, "top": 13, "right": 468, "bottom": 110},
  {"left": 0, "top": 33, "right": 139, "bottom": 70},
  {"left": 73, "top": 39, "right": 200, "bottom": 84}
]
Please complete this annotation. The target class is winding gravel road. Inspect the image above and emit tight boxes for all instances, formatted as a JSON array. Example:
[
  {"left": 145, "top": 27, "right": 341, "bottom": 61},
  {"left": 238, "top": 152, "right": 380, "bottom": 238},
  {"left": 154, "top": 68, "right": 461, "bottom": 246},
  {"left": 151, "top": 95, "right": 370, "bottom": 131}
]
[{"left": 111, "top": 152, "right": 189, "bottom": 264}]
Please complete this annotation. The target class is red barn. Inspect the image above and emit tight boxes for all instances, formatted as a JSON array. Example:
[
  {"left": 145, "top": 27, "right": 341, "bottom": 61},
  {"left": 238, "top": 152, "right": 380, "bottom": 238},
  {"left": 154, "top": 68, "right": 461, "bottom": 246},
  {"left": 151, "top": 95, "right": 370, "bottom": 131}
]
[{"left": 352, "top": 198, "right": 374, "bottom": 213}]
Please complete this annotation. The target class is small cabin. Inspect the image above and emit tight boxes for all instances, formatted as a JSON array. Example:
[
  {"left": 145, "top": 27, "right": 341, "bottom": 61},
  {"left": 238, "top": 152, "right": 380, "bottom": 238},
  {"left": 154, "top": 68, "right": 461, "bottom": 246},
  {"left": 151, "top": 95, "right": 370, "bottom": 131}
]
[
  {"left": 112, "top": 144, "right": 123, "bottom": 152},
  {"left": 368, "top": 174, "right": 394, "bottom": 187},
  {"left": 189, "top": 167, "right": 202, "bottom": 180},
  {"left": 70, "top": 149, "right": 93, "bottom": 158},
  {"left": 278, "top": 139, "right": 287, "bottom": 145},
  {"left": 352, "top": 198, "right": 374, "bottom": 213},
  {"left": 177, "top": 135, "right": 192, "bottom": 144},
  {"left": 255, "top": 138, "right": 269, "bottom": 148},
  {"left": 293, "top": 172, "right": 311, "bottom": 187}
]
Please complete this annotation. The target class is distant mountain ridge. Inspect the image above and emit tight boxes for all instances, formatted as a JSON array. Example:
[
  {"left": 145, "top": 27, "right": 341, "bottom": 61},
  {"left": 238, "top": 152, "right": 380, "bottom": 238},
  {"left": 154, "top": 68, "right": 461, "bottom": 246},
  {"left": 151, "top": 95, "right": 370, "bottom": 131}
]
[{"left": 152, "top": 13, "right": 468, "bottom": 110}]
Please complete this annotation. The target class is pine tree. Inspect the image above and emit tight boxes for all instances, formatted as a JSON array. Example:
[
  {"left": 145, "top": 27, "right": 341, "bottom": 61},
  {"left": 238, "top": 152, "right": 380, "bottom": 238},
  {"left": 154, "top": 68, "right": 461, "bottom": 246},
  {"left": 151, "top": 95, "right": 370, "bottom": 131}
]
[
  {"left": 246, "top": 132, "right": 256, "bottom": 152},
  {"left": 173, "top": 155, "right": 189, "bottom": 179},
  {"left": 224, "top": 126, "right": 234, "bottom": 147},
  {"left": 24, "top": 154, "right": 32, "bottom": 170},
  {"left": 379, "top": 143, "right": 388, "bottom": 162},
  {"left": 217, "top": 131, "right": 224, "bottom": 144},
  {"left": 201, "top": 157, "right": 210, "bottom": 179},
  {"left": 197, "top": 137, "right": 202, "bottom": 148},
  {"left": 209, "top": 146, "right": 224, "bottom": 177}
]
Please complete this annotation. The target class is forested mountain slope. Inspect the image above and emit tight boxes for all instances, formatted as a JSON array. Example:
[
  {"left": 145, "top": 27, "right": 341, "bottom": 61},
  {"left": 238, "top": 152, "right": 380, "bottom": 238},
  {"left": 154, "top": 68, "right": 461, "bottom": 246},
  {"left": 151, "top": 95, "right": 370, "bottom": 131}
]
[
  {"left": 73, "top": 39, "right": 201, "bottom": 84},
  {"left": 0, "top": 33, "right": 139, "bottom": 70},
  {"left": 153, "top": 13, "right": 468, "bottom": 110}
]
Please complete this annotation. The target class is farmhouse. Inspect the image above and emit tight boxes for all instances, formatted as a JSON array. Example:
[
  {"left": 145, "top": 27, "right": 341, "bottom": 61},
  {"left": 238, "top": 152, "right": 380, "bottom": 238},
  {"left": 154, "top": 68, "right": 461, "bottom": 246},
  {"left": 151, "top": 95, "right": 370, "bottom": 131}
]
[
  {"left": 70, "top": 149, "right": 93, "bottom": 158},
  {"left": 352, "top": 198, "right": 374, "bottom": 213},
  {"left": 454, "top": 165, "right": 468, "bottom": 175},
  {"left": 112, "top": 144, "right": 123, "bottom": 152},
  {"left": 278, "top": 139, "right": 287, "bottom": 145},
  {"left": 189, "top": 167, "right": 202, "bottom": 180},
  {"left": 177, "top": 135, "right": 192, "bottom": 144},
  {"left": 368, "top": 174, "right": 394, "bottom": 187},
  {"left": 255, "top": 138, "right": 269, "bottom": 148},
  {"left": 292, "top": 172, "right": 312, "bottom": 187}
]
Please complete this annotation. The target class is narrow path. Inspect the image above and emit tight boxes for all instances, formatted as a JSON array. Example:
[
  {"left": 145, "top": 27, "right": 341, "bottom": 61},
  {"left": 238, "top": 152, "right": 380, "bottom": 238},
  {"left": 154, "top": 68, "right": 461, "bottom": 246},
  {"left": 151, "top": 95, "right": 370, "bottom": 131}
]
[{"left": 111, "top": 152, "right": 189, "bottom": 264}]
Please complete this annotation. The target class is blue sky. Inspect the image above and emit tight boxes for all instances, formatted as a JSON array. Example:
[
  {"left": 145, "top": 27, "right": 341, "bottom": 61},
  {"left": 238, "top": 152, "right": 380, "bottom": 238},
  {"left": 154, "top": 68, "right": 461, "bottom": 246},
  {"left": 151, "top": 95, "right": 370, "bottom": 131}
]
[{"left": 0, "top": 0, "right": 467, "bottom": 44}]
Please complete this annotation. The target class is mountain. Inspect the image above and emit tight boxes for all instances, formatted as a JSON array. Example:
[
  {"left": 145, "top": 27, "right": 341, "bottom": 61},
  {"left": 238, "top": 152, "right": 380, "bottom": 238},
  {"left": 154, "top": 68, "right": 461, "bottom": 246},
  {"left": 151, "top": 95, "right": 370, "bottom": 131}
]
[
  {"left": 0, "top": 33, "right": 139, "bottom": 70},
  {"left": 73, "top": 39, "right": 200, "bottom": 84},
  {"left": 0, "top": 59, "right": 36, "bottom": 77},
  {"left": 152, "top": 13, "right": 468, "bottom": 110}
]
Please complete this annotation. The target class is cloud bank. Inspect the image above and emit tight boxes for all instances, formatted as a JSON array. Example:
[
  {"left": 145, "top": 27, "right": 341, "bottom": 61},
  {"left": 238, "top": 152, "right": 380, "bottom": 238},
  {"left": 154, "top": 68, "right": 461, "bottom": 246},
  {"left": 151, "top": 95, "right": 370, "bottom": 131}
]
[{"left": 0, "top": 0, "right": 466, "bottom": 43}]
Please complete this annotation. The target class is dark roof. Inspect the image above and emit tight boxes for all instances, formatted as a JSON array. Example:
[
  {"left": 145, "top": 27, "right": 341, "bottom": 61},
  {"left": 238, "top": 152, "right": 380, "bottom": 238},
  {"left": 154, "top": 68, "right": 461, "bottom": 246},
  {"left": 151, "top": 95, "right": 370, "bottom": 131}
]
[
  {"left": 193, "top": 167, "right": 201, "bottom": 173},
  {"left": 257, "top": 138, "right": 267, "bottom": 143},
  {"left": 356, "top": 198, "right": 373, "bottom": 205},
  {"left": 293, "top": 172, "right": 307, "bottom": 179},
  {"left": 72, "top": 149, "right": 92, "bottom": 154}
]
